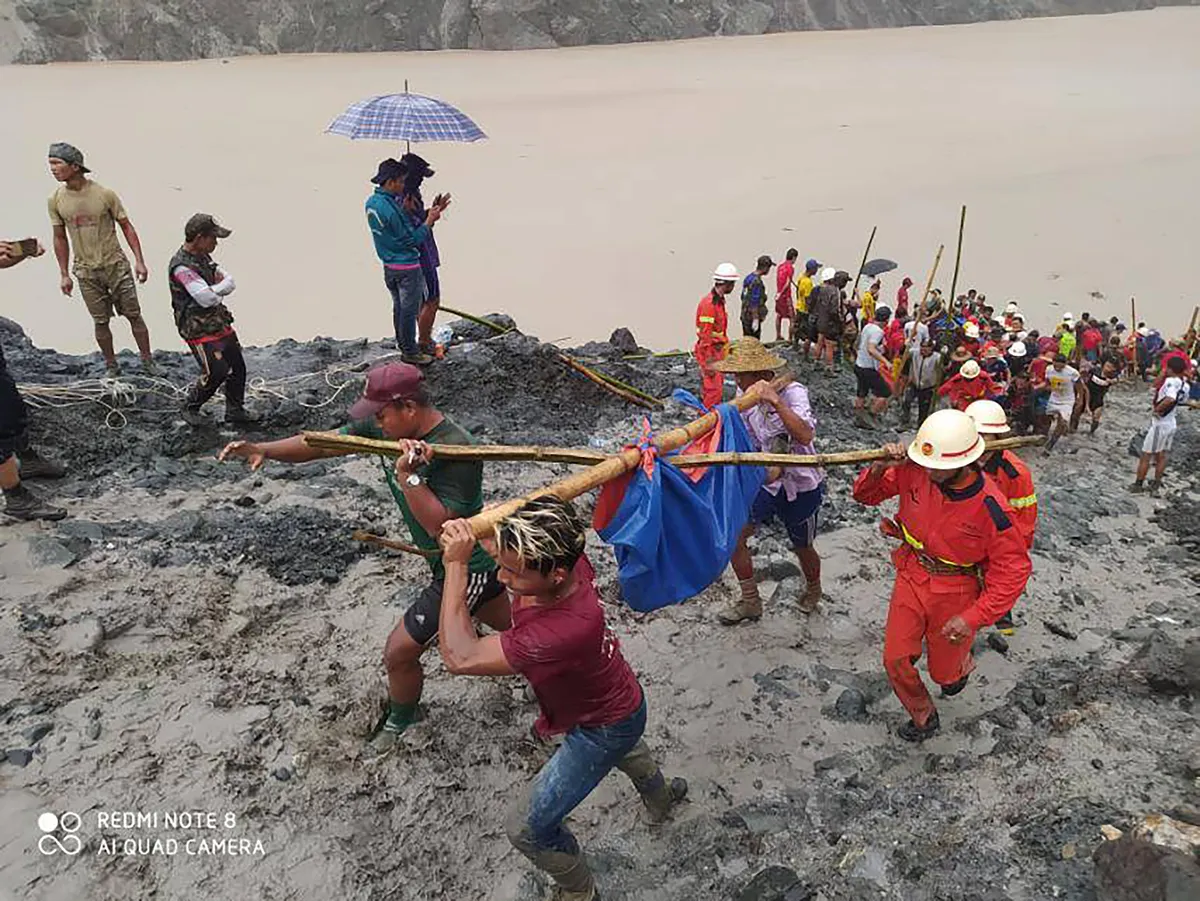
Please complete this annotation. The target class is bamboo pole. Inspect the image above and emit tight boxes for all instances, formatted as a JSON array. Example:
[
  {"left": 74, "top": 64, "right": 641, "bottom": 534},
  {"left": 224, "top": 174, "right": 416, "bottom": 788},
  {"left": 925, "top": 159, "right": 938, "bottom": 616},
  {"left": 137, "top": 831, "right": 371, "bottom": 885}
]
[
  {"left": 670, "top": 435, "right": 1044, "bottom": 468},
  {"left": 851, "top": 226, "right": 877, "bottom": 301},
  {"left": 439, "top": 305, "right": 511, "bottom": 334},
  {"left": 947, "top": 205, "right": 967, "bottom": 311},
  {"left": 463, "top": 374, "right": 793, "bottom": 538},
  {"left": 557, "top": 353, "right": 663, "bottom": 407},
  {"left": 917, "top": 245, "right": 945, "bottom": 324},
  {"left": 303, "top": 431, "right": 611, "bottom": 465},
  {"left": 1128, "top": 296, "right": 1139, "bottom": 380},
  {"left": 556, "top": 353, "right": 661, "bottom": 409}
]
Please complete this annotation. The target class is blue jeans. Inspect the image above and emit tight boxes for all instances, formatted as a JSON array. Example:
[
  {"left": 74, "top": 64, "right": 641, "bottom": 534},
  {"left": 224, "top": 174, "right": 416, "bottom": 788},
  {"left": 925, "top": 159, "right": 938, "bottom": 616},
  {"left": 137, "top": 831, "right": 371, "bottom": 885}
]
[
  {"left": 517, "top": 695, "right": 648, "bottom": 854},
  {"left": 384, "top": 267, "right": 426, "bottom": 356}
]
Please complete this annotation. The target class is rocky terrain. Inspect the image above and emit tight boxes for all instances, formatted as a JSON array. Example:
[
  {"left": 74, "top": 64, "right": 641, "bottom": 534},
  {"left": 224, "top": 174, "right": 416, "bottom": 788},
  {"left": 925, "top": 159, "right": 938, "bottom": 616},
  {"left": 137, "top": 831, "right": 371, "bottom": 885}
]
[
  {"left": 1, "top": 0, "right": 1197, "bottom": 62},
  {"left": 0, "top": 313, "right": 1197, "bottom": 901}
]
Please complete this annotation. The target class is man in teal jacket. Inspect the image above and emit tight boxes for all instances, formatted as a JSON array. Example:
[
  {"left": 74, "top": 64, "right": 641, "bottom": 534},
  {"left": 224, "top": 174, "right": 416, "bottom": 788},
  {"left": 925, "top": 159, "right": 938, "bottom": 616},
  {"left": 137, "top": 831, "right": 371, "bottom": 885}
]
[{"left": 365, "top": 158, "right": 448, "bottom": 366}]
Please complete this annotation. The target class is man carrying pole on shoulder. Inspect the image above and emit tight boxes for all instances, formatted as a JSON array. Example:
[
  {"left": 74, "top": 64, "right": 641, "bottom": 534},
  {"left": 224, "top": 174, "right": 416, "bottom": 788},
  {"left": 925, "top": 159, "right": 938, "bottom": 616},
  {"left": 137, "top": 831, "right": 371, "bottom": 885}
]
[
  {"left": 218, "top": 362, "right": 506, "bottom": 751},
  {"left": 852, "top": 409, "right": 1031, "bottom": 741},
  {"left": 438, "top": 497, "right": 687, "bottom": 901}
]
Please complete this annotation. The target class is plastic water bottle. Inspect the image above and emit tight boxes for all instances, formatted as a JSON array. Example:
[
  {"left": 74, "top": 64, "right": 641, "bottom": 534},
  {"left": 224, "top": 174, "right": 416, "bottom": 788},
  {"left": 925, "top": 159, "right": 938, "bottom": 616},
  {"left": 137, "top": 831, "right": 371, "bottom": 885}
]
[{"left": 432, "top": 325, "right": 454, "bottom": 346}]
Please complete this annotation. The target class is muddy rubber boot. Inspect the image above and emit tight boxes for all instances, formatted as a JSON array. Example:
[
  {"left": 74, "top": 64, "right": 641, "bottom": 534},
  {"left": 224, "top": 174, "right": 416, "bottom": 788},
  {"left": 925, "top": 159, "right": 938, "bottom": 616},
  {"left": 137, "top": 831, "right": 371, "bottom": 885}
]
[
  {"left": 3, "top": 485, "right": 67, "bottom": 522},
  {"left": 939, "top": 674, "right": 970, "bottom": 698},
  {"left": 1147, "top": 478, "right": 1162, "bottom": 496},
  {"left": 897, "top": 711, "right": 940, "bottom": 743},
  {"left": 1128, "top": 481, "right": 1145, "bottom": 494},
  {"left": 17, "top": 449, "right": 66, "bottom": 480},
  {"left": 640, "top": 777, "right": 688, "bottom": 825},
  {"left": 718, "top": 596, "right": 762, "bottom": 626},
  {"left": 797, "top": 552, "right": 822, "bottom": 614},
  {"left": 854, "top": 408, "right": 874, "bottom": 430},
  {"left": 526, "top": 848, "right": 597, "bottom": 901}
]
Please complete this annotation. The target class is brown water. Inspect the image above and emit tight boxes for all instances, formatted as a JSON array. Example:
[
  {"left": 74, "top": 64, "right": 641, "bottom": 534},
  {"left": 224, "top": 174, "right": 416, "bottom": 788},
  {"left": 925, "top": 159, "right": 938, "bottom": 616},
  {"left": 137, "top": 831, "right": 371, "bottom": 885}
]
[{"left": 2, "top": 7, "right": 1198, "bottom": 355}]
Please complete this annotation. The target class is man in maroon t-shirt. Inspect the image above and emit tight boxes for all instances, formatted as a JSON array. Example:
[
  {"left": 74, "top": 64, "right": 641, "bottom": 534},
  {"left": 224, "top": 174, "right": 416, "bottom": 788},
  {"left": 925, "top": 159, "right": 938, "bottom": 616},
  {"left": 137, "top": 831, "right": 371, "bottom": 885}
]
[{"left": 438, "top": 498, "right": 687, "bottom": 901}]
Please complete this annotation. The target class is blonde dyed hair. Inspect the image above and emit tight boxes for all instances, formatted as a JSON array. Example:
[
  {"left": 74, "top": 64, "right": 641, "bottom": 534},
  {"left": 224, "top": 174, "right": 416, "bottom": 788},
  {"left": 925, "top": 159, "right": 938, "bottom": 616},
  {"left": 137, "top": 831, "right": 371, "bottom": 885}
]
[{"left": 494, "top": 496, "right": 586, "bottom": 575}]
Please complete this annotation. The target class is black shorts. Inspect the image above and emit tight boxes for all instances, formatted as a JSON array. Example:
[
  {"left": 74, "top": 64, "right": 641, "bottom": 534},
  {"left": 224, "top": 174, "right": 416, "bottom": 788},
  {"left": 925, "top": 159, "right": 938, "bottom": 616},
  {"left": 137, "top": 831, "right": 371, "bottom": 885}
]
[
  {"left": 1087, "top": 383, "right": 1109, "bottom": 410},
  {"left": 404, "top": 568, "right": 505, "bottom": 646},
  {"left": 854, "top": 365, "right": 890, "bottom": 399}
]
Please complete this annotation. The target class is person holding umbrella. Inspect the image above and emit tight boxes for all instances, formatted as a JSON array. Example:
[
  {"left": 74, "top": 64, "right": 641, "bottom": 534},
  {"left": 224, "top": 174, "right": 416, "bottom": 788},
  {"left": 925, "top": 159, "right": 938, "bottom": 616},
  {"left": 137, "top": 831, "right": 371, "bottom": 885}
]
[{"left": 365, "top": 158, "right": 448, "bottom": 366}]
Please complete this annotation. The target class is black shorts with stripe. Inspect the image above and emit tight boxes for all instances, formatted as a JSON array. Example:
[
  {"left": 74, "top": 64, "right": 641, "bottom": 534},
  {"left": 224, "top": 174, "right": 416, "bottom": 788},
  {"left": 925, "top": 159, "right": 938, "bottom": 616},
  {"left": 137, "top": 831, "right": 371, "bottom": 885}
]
[{"left": 404, "top": 568, "right": 506, "bottom": 646}]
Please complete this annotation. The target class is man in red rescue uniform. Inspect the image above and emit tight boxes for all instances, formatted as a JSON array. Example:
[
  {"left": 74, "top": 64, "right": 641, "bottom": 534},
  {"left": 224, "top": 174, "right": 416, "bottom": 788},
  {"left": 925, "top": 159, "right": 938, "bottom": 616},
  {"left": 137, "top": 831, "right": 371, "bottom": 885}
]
[
  {"left": 694, "top": 263, "right": 737, "bottom": 408},
  {"left": 966, "top": 399, "right": 1037, "bottom": 635},
  {"left": 852, "top": 408, "right": 1032, "bottom": 741}
]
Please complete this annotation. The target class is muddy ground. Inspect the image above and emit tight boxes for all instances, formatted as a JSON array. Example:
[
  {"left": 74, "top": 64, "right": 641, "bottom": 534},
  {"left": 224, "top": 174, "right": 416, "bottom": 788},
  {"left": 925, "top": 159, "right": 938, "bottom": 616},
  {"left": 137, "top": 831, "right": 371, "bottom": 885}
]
[{"left": 0, "top": 315, "right": 1197, "bottom": 901}]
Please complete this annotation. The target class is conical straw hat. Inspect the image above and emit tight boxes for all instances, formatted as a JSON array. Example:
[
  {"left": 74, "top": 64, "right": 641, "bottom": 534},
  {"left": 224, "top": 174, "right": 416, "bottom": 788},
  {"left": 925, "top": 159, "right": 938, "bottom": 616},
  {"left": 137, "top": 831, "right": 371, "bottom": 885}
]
[{"left": 711, "top": 338, "right": 786, "bottom": 373}]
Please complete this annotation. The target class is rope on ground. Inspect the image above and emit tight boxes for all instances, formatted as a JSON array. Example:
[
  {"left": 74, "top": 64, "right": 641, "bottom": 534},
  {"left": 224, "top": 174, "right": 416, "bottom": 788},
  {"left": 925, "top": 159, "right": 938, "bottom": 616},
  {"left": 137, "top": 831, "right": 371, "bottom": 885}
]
[{"left": 16, "top": 351, "right": 406, "bottom": 430}]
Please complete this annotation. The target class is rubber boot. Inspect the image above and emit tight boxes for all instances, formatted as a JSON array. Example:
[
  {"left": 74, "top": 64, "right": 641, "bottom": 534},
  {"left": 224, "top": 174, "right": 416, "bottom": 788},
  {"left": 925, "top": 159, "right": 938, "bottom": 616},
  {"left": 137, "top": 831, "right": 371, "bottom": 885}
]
[
  {"left": 3, "top": 485, "right": 67, "bottom": 521},
  {"left": 897, "top": 710, "right": 940, "bottom": 743},
  {"left": 797, "top": 552, "right": 822, "bottom": 614},
  {"left": 224, "top": 405, "right": 259, "bottom": 425},
  {"left": 17, "top": 448, "right": 66, "bottom": 480},
  {"left": 718, "top": 595, "right": 762, "bottom": 625},
  {"left": 615, "top": 740, "right": 688, "bottom": 825},
  {"left": 854, "top": 407, "right": 874, "bottom": 430},
  {"left": 525, "top": 848, "right": 596, "bottom": 901}
]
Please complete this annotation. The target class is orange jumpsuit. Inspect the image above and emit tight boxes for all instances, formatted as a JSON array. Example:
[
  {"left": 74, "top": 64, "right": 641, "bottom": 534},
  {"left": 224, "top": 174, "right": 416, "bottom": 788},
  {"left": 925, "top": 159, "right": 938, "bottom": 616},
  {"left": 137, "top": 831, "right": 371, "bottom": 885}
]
[
  {"left": 694, "top": 292, "right": 729, "bottom": 408},
  {"left": 937, "top": 371, "right": 998, "bottom": 410},
  {"left": 981, "top": 450, "right": 1037, "bottom": 549},
  {"left": 853, "top": 462, "right": 1032, "bottom": 728}
]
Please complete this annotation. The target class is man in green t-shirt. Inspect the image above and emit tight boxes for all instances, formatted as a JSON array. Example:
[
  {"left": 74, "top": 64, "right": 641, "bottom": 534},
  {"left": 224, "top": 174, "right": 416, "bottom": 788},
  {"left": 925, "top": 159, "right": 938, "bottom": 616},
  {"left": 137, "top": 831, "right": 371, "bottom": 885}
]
[{"left": 219, "top": 362, "right": 506, "bottom": 751}]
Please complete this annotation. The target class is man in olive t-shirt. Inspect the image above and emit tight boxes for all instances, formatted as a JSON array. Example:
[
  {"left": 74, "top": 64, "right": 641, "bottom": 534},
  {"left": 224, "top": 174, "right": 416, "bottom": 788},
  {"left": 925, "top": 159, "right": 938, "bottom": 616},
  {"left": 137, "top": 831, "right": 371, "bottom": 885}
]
[
  {"left": 219, "top": 362, "right": 507, "bottom": 752},
  {"left": 47, "top": 142, "right": 155, "bottom": 377}
]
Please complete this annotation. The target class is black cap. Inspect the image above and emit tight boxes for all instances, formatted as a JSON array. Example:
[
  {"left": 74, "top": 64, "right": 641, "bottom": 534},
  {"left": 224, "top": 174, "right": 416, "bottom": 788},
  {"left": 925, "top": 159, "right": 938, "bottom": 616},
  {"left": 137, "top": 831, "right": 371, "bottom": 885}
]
[
  {"left": 48, "top": 142, "right": 90, "bottom": 174},
  {"left": 832, "top": 270, "right": 851, "bottom": 287},
  {"left": 371, "top": 157, "right": 406, "bottom": 185},
  {"left": 757, "top": 255, "right": 775, "bottom": 270},
  {"left": 184, "top": 213, "right": 232, "bottom": 241}
]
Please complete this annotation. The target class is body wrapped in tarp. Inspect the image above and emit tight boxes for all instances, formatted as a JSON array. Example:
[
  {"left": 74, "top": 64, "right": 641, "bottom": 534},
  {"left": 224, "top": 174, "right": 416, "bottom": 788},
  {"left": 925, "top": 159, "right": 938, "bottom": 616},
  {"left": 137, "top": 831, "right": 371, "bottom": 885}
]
[{"left": 593, "top": 402, "right": 765, "bottom": 612}]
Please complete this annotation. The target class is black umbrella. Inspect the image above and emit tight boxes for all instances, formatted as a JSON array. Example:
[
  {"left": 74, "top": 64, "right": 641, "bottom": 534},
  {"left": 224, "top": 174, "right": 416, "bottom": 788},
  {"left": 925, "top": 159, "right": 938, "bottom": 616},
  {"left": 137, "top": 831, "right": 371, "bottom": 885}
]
[{"left": 861, "top": 258, "right": 898, "bottom": 278}]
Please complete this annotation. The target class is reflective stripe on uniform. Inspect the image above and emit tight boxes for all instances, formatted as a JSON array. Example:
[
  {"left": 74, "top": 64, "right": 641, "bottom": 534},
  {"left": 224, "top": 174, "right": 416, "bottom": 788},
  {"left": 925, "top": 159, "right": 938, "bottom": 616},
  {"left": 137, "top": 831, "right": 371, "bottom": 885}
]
[
  {"left": 1009, "top": 494, "right": 1037, "bottom": 509},
  {"left": 698, "top": 316, "right": 715, "bottom": 323},
  {"left": 900, "top": 521, "right": 973, "bottom": 569}
]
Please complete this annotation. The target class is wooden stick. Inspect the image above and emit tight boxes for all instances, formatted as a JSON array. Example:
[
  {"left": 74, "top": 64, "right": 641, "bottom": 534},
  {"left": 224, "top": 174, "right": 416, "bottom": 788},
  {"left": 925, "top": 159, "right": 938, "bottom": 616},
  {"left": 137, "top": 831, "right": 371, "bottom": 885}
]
[
  {"left": 556, "top": 353, "right": 660, "bottom": 409},
  {"left": 352, "top": 530, "right": 440, "bottom": 557},
  {"left": 670, "top": 435, "right": 1044, "bottom": 468},
  {"left": 947, "top": 205, "right": 967, "bottom": 312},
  {"left": 439, "top": 305, "right": 511, "bottom": 334},
  {"left": 1128, "top": 296, "right": 1139, "bottom": 379},
  {"left": 463, "top": 374, "right": 793, "bottom": 538},
  {"left": 851, "top": 225, "right": 877, "bottom": 301},
  {"left": 558, "top": 353, "right": 663, "bottom": 407},
  {"left": 303, "top": 431, "right": 609, "bottom": 465},
  {"left": 917, "top": 245, "right": 945, "bottom": 324}
]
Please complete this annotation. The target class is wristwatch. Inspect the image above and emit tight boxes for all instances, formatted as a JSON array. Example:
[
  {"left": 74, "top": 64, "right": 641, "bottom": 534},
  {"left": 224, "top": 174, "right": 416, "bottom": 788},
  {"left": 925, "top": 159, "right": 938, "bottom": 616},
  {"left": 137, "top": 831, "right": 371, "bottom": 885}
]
[{"left": 403, "top": 472, "right": 422, "bottom": 489}]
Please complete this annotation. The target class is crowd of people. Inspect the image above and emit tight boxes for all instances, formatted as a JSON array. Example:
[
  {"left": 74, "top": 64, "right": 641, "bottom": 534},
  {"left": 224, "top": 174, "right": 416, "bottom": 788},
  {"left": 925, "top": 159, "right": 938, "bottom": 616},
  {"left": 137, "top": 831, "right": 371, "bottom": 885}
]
[
  {"left": 696, "top": 253, "right": 1198, "bottom": 494},
  {"left": 2, "top": 144, "right": 1197, "bottom": 901}
]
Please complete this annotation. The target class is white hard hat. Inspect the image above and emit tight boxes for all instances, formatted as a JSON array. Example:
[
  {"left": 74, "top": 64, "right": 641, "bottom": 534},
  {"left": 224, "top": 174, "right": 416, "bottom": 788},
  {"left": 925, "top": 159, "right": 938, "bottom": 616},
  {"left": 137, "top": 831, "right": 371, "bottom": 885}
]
[
  {"left": 820, "top": 266, "right": 838, "bottom": 283},
  {"left": 1062, "top": 311, "right": 1074, "bottom": 322},
  {"left": 1137, "top": 326, "right": 1150, "bottom": 337},
  {"left": 1004, "top": 301, "right": 1020, "bottom": 313},
  {"left": 964, "top": 322, "right": 980, "bottom": 339},
  {"left": 960, "top": 359, "right": 981, "bottom": 379},
  {"left": 965, "top": 399, "right": 1009, "bottom": 435},
  {"left": 907, "top": 409, "right": 985, "bottom": 471},
  {"left": 1008, "top": 341, "right": 1028, "bottom": 358},
  {"left": 713, "top": 262, "right": 738, "bottom": 282}
]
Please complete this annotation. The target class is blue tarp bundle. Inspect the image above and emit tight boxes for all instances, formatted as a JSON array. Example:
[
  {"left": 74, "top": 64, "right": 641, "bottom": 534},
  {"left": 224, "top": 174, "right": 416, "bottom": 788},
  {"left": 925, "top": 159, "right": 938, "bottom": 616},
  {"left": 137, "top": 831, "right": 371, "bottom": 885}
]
[{"left": 595, "top": 402, "right": 765, "bottom": 612}]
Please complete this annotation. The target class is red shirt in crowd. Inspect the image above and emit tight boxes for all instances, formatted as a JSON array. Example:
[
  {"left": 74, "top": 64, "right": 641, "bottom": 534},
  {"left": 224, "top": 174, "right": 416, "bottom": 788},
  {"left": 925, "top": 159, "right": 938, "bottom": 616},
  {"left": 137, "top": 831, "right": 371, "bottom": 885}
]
[
  {"left": 1082, "top": 328, "right": 1103, "bottom": 353},
  {"left": 499, "top": 556, "right": 643, "bottom": 737},
  {"left": 938, "top": 371, "right": 998, "bottom": 410},
  {"left": 776, "top": 259, "right": 795, "bottom": 303}
]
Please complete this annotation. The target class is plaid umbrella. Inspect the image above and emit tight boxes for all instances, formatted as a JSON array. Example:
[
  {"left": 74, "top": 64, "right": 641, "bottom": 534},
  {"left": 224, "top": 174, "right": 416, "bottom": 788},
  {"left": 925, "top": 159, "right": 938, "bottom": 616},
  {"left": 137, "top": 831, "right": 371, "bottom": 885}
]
[{"left": 326, "top": 91, "right": 487, "bottom": 144}]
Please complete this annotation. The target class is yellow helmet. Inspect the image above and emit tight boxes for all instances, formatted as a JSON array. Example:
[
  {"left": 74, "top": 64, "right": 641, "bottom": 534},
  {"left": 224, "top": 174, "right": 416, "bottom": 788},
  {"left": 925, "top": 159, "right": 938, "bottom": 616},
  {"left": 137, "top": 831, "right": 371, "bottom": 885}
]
[
  {"left": 965, "top": 399, "right": 1009, "bottom": 435},
  {"left": 907, "top": 409, "right": 985, "bottom": 470}
]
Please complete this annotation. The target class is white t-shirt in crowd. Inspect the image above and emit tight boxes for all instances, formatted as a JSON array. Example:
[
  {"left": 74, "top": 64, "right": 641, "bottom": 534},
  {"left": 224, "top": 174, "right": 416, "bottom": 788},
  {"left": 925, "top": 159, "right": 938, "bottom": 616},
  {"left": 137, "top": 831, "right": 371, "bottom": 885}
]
[
  {"left": 856, "top": 322, "right": 885, "bottom": 369},
  {"left": 905, "top": 320, "right": 930, "bottom": 353},
  {"left": 1047, "top": 365, "right": 1080, "bottom": 407},
  {"left": 1154, "top": 376, "right": 1187, "bottom": 427}
]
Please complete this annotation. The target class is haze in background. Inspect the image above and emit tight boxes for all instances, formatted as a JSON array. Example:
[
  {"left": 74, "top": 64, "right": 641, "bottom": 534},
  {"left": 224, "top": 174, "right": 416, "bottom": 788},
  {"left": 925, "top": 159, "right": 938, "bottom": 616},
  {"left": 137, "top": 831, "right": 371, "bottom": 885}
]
[{"left": 1, "top": 7, "right": 1198, "bottom": 355}]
